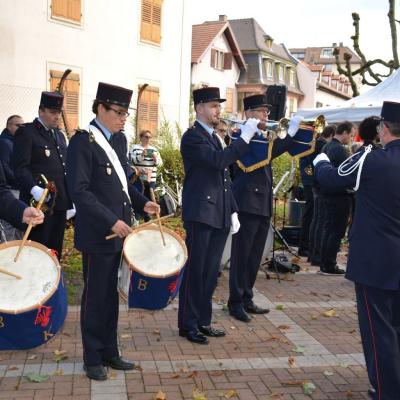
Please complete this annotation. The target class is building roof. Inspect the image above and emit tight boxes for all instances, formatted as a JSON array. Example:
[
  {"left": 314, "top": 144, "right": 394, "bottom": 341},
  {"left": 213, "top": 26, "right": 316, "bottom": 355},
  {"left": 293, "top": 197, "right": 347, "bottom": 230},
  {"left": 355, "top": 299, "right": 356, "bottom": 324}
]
[
  {"left": 289, "top": 45, "right": 361, "bottom": 65},
  {"left": 191, "top": 21, "right": 246, "bottom": 69},
  {"left": 229, "top": 18, "right": 293, "bottom": 63}
]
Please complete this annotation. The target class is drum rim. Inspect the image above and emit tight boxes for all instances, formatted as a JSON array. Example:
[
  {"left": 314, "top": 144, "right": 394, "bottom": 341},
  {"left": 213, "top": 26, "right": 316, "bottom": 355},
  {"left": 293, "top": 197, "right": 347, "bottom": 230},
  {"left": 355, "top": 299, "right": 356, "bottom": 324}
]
[
  {"left": 0, "top": 240, "right": 61, "bottom": 315},
  {"left": 122, "top": 225, "right": 187, "bottom": 278}
]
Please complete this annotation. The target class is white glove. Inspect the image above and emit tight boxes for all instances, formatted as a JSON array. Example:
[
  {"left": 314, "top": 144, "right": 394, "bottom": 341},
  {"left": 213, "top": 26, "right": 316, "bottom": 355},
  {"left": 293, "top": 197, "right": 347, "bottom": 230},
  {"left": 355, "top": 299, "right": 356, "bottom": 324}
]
[
  {"left": 240, "top": 118, "right": 260, "bottom": 143},
  {"left": 30, "top": 185, "right": 47, "bottom": 202},
  {"left": 230, "top": 212, "right": 241, "bottom": 234},
  {"left": 66, "top": 205, "right": 76, "bottom": 220},
  {"left": 287, "top": 115, "right": 304, "bottom": 137},
  {"left": 313, "top": 153, "right": 330, "bottom": 166}
]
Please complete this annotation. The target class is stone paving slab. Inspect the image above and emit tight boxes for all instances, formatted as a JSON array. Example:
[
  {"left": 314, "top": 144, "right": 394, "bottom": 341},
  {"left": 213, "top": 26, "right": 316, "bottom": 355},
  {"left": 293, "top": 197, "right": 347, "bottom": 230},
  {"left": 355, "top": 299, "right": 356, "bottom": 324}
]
[{"left": 0, "top": 254, "right": 372, "bottom": 399}]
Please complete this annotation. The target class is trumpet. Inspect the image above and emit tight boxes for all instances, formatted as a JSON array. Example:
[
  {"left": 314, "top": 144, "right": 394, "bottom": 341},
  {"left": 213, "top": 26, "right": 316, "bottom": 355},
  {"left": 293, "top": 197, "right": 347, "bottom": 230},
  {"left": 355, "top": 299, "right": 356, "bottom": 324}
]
[{"left": 221, "top": 115, "right": 326, "bottom": 137}]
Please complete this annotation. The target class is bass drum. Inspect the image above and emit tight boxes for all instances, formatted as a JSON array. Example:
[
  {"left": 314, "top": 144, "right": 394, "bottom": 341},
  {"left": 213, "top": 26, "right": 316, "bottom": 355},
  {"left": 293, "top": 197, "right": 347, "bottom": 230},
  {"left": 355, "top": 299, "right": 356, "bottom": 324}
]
[{"left": 220, "top": 223, "right": 274, "bottom": 269}]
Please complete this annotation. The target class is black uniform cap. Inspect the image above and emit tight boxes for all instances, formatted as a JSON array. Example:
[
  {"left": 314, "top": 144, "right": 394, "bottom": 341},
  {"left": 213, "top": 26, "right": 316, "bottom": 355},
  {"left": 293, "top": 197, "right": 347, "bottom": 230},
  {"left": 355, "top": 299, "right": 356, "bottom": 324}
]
[
  {"left": 96, "top": 82, "right": 133, "bottom": 109},
  {"left": 380, "top": 101, "right": 400, "bottom": 123},
  {"left": 193, "top": 87, "right": 225, "bottom": 105},
  {"left": 243, "top": 94, "right": 271, "bottom": 111},
  {"left": 40, "top": 91, "right": 64, "bottom": 111}
]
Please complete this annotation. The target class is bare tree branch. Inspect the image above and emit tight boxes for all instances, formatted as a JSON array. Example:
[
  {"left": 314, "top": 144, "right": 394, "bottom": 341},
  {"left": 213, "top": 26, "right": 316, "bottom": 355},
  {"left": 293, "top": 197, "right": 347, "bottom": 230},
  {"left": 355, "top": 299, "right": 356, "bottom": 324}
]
[{"left": 388, "top": 0, "right": 399, "bottom": 67}]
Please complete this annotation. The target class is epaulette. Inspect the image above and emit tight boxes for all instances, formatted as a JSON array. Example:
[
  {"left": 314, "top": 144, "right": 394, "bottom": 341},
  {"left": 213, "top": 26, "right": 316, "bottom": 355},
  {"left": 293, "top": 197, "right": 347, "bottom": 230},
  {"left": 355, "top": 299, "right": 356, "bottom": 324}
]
[{"left": 75, "top": 129, "right": 95, "bottom": 143}]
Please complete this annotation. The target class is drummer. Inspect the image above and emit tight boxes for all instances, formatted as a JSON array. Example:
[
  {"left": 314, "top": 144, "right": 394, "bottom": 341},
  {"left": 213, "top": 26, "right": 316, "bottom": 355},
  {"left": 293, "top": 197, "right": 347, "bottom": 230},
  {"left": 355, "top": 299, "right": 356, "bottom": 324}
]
[
  {"left": 0, "top": 160, "right": 44, "bottom": 231},
  {"left": 66, "top": 82, "right": 159, "bottom": 381}
]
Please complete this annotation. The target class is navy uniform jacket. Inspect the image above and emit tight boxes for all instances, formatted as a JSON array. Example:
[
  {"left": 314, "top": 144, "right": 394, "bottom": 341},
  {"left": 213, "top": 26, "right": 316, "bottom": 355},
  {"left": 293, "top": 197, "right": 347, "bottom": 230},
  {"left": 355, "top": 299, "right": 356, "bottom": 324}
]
[
  {"left": 0, "top": 129, "right": 16, "bottom": 188},
  {"left": 66, "top": 120, "right": 148, "bottom": 253},
  {"left": 315, "top": 139, "right": 400, "bottom": 290},
  {"left": 12, "top": 118, "right": 72, "bottom": 210},
  {"left": 180, "top": 121, "right": 249, "bottom": 229},
  {"left": 232, "top": 135, "right": 293, "bottom": 217},
  {"left": 0, "top": 161, "right": 25, "bottom": 227}
]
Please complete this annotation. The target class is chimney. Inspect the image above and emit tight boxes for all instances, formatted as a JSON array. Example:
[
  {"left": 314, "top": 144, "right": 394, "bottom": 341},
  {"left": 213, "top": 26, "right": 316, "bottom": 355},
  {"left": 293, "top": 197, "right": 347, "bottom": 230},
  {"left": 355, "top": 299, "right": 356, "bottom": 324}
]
[
  {"left": 332, "top": 42, "right": 337, "bottom": 47},
  {"left": 219, "top": 15, "right": 227, "bottom": 22},
  {"left": 339, "top": 42, "right": 343, "bottom": 47}
]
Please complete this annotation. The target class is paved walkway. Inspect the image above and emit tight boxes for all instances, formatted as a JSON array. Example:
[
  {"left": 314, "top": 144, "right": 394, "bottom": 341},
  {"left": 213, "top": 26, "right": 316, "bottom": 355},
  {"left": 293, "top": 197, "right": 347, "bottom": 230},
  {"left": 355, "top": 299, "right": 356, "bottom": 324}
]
[{"left": 0, "top": 256, "right": 371, "bottom": 399}]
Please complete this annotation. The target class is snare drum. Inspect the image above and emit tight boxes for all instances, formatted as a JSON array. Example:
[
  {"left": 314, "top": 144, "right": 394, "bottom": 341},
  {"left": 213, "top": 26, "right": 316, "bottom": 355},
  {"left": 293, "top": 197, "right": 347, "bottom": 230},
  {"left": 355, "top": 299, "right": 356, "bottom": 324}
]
[
  {"left": 0, "top": 240, "right": 67, "bottom": 350},
  {"left": 118, "top": 226, "right": 187, "bottom": 310}
]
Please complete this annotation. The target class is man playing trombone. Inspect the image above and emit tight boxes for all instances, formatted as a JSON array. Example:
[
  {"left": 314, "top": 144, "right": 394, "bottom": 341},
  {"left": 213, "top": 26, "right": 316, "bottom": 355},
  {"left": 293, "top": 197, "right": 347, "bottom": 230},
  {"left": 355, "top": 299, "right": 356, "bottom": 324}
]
[{"left": 228, "top": 94, "right": 302, "bottom": 322}]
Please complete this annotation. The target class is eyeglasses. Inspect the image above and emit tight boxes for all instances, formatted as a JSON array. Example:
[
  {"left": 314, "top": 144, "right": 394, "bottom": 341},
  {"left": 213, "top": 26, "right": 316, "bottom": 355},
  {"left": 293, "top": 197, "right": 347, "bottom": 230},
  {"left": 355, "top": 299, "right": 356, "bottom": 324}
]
[
  {"left": 252, "top": 108, "right": 271, "bottom": 116},
  {"left": 109, "top": 107, "right": 130, "bottom": 118},
  {"left": 217, "top": 129, "right": 227, "bottom": 134},
  {"left": 142, "top": 135, "right": 152, "bottom": 139}
]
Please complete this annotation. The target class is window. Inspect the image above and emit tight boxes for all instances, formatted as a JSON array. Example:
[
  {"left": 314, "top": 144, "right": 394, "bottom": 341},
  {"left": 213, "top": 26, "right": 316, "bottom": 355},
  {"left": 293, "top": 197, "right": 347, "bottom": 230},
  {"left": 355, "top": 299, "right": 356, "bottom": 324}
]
[
  {"left": 51, "top": 0, "right": 81, "bottom": 23},
  {"left": 316, "top": 101, "right": 323, "bottom": 108},
  {"left": 140, "top": 0, "right": 162, "bottom": 45},
  {"left": 292, "top": 52, "right": 305, "bottom": 60},
  {"left": 324, "top": 64, "right": 333, "bottom": 71},
  {"left": 278, "top": 65, "right": 285, "bottom": 81},
  {"left": 321, "top": 48, "right": 333, "bottom": 58},
  {"left": 138, "top": 86, "right": 159, "bottom": 134},
  {"left": 210, "top": 49, "right": 224, "bottom": 70},
  {"left": 289, "top": 69, "right": 295, "bottom": 86},
  {"left": 289, "top": 98, "right": 295, "bottom": 115},
  {"left": 264, "top": 60, "right": 273, "bottom": 79},
  {"left": 225, "top": 88, "right": 234, "bottom": 113},
  {"left": 49, "top": 70, "right": 80, "bottom": 131}
]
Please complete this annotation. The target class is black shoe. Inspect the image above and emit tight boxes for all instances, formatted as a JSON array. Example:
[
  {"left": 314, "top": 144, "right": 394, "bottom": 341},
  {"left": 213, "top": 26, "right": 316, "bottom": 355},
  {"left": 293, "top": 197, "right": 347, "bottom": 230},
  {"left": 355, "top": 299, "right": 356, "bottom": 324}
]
[
  {"left": 102, "top": 356, "right": 135, "bottom": 370},
  {"left": 310, "top": 258, "right": 321, "bottom": 266},
  {"left": 367, "top": 387, "right": 375, "bottom": 399},
  {"left": 84, "top": 364, "right": 107, "bottom": 381},
  {"left": 297, "top": 248, "right": 309, "bottom": 257},
  {"left": 319, "top": 266, "right": 345, "bottom": 275},
  {"left": 198, "top": 325, "right": 226, "bottom": 337},
  {"left": 229, "top": 307, "right": 251, "bottom": 322},
  {"left": 179, "top": 329, "right": 209, "bottom": 344},
  {"left": 244, "top": 303, "right": 270, "bottom": 314}
]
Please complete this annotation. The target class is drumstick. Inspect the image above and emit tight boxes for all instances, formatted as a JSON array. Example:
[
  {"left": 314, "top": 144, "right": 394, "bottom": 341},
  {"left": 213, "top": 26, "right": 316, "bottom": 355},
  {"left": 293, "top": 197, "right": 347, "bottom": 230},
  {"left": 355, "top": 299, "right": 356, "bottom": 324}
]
[
  {"left": 0, "top": 267, "right": 22, "bottom": 279},
  {"left": 149, "top": 188, "right": 166, "bottom": 246},
  {"left": 105, "top": 213, "right": 174, "bottom": 240},
  {"left": 14, "top": 188, "right": 49, "bottom": 263}
]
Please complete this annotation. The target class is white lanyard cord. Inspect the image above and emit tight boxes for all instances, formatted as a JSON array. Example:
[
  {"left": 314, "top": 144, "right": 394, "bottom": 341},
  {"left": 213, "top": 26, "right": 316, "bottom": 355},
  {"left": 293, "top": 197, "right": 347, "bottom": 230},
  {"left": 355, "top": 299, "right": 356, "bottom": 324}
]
[{"left": 338, "top": 144, "right": 372, "bottom": 191}]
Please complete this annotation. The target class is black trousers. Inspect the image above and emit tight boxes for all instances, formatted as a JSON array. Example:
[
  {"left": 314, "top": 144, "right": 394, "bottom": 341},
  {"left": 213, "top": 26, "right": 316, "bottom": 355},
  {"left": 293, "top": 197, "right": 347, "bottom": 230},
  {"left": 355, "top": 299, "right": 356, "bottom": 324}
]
[
  {"left": 355, "top": 283, "right": 400, "bottom": 400},
  {"left": 81, "top": 252, "right": 121, "bottom": 366},
  {"left": 298, "top": 185, "right": 314, "bottom": 251},
  {"left": 178, "top": 221, "right": 229, "bottom": 332},
  {"left": 228, "top": 212, "right": 270, "bottom": 309},
  {"left": 29, "top": 209, "right": 66, "bottom": 259},
  {"left": 320, "top": 195, "right": 351, "bottom": 270},
  {"left": 309, "top": 189, "right": 326, "bottom": 263}
]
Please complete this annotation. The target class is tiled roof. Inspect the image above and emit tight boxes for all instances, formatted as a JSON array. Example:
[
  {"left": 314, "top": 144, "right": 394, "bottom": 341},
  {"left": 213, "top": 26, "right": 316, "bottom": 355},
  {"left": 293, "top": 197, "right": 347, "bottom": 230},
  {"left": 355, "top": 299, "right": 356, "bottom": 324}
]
[
  {"left": 191, "top": 21, "right": 246, "bottom": 69},
  {"left": 289, "top": 46, "right": 361, "bottom": 64},
  {"left": 229, "top": 18, "right": 293, "bottom": 62}
]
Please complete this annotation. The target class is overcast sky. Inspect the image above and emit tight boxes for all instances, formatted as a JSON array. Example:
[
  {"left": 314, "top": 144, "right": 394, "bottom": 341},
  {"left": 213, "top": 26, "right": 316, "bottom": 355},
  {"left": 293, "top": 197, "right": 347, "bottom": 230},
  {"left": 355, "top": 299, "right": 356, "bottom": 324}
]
[{"left": 188, "top": 0, "right": 398, "bottom": 62}]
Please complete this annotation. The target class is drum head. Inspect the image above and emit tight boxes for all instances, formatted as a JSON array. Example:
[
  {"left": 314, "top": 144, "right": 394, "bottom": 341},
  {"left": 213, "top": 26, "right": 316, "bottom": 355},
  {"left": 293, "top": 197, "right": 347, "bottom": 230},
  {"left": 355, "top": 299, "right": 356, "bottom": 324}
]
[
  {"left": 0, "top": 240, "right": 60, "bottom": 314},
  {"left": 123, "top": 226, "right": 187, "bottom": 278}
]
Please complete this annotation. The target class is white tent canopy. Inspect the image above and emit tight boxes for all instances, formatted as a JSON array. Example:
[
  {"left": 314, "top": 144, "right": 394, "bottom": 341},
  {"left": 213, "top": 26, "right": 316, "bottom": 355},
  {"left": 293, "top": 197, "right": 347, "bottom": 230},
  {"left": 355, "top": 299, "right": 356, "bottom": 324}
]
[{"left": 296, "top": 68, "right": 400, "bottom": 123}]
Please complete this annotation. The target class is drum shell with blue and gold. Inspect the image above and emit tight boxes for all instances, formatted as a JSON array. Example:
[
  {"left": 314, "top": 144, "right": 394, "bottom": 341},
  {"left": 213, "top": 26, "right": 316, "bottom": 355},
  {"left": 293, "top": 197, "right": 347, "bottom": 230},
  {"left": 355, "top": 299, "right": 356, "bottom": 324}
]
[
  {"left": 0, "top": 240, "right": 68, "bottom": 350},
  {"left": 119, "top": 226, "right": 187, "bottom": 310}
]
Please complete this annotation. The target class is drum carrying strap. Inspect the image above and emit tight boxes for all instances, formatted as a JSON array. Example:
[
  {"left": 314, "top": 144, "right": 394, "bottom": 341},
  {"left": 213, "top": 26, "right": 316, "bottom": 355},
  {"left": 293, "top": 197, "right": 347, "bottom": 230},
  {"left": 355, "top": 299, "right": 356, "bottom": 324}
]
[{"left": 85, "top": 124, "right": 131, "bottom": 203}]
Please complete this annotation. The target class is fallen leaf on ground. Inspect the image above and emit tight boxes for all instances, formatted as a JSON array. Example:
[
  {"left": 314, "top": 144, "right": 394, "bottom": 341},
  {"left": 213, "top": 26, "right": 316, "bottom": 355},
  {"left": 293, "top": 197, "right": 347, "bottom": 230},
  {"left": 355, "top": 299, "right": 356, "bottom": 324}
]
[
  {"left": 323, "top": 370, "right": 334, "bottom": 376},
  {"left": 303, "top": 381, "right": 316, "bottom": 396},
  {"left": 154, "top": 390, "right": 167, "bottom": 400},
  {"left": 223, "top": 389, "right": 237, "bottom": 398},
  {"left": 282, "top": 380, "right": 306, "bottom": 386},
  {"left": 276, "top": 294, "right": 284, "bottom": 298},
  {"left": 288, "top": 356, "right": 296, "bottom": 368},
  {"left": 120, "top": 334, "right": 131, "bottom": 339},
  {"left": 323, "top": 309, "right": 337, "bottom": 317},
  {"left": 346, "top": 391, "right": 354, "bottom": 398},
  {"left": 53, "top": 349, "right": 68, "bottom": 362},
  {"left": 310, "top": 313, "right": 319, "bottom": 320},
  {"left": 269, "top": 394, "right": 284, "bottom": 399},
  {"left": 277, "top": 325, "right": 290, "bottom": 330},
  {"left": 275, "top": 304, "right": 285, "bottom": 310},
  {"left": 170, "top": 373, "right": 180, "bottom": 379},
  {"left": 53, "top": 368, "right": 64, "bottom": 376},
  {"left": 134, "top": 365, "right": 143, "bottom": 372},
  {"left": 291, "top": 346, "right": 305, "bottom": 354},
  {"left": 187, "top": 371, "right": 198, "bottom": 378},
  {"left": 108, "top": 371, "right": 117, "bottom": 380},
  {"left": 349, "top": 329, "right": 356, "bottom": 334},
  {"left": 338, "top": 362, "right": 349, "bottom": 368},
  {"left": 210, "top": 371, "right": 224, "bottom": 376},
  {"left": 25, "top": 372, "right": 49, "bottom": 383},
  {"left": 7, "top": 366, "right": 19, "bottom": 371},
  {"left": 192, "top": 388, "right": 207, "bottom": 400},
  {"left": 153, "top": 329, "right": 160, "bottom": 335},
  {"left": 27, "top": 355, "right": 37, "bottom": 360}
]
